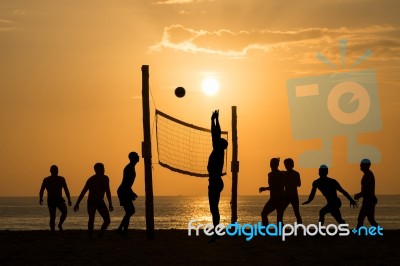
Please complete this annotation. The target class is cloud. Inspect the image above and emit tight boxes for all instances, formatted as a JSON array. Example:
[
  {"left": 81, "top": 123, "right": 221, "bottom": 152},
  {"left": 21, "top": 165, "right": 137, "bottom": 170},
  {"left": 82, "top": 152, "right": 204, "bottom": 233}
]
[
  {"left": 178, "top": 10, "right": 191, "bottom": 15},
  {"left": 0, "top": 19, "right": 18, "bottom": 32},
  {"left": 13, "top": 9, "right": 28, "bottom": 15},
  {"left": 148, "top": 24, "right": 400, "bottom": 62},
  {"left": 153, "top": 0, "right": 207, "bottom": 5}
]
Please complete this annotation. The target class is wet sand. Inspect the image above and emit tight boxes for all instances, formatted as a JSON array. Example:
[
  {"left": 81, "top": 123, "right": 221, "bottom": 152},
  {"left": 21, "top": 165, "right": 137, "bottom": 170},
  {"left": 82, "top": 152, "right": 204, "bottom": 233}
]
[{"left": 0, "top": 229, "right": 399, "bottom": 265}]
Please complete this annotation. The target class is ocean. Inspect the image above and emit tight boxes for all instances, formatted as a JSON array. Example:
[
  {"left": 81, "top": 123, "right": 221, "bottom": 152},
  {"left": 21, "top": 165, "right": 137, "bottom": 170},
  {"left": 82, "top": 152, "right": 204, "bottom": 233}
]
[{"left": 0, "top": 195, "right": 399, "bottom": 231}]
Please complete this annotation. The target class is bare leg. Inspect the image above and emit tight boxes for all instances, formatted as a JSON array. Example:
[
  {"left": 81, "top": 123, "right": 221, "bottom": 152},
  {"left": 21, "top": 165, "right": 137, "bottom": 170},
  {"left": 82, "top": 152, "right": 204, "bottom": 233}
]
[
  {"left": 48, "top": 205, "right": 56, "bottom": 232},
  {"left": 118, "top": 202, "right": 135, "bottom": 236},
  {"left": 366, "top": 201, "right": 378, "bottom": 227},
  {"left": 208, "top": 181, "right": 224, "bottom": 228},
  {"left": 87, "top": 204, "right": 96, "bottom": 237},
  {"left": 97, "top": 205, "right": 111, "bottom": 237},
  {"left": 331, "top": 208, "right": 345, "bottom": 224},
  {"left": 261, "top": 200, "right": 276, "bottom": 226},
  {"left": 357, "top": 203, "right": 367, "bottom": 229},
  {"left": 209, "top": 190, "right": 221, "bottom": 227},
  {"left": 207, "top": 180, "right": 224, "bottom": 243},
  {"left": 292, "top": 202, "right": 303, "bottom": 224},
  {"left": 319, "top": 205, "right": 330, "bottom": 225},
  {"left": 277, "top": 200, "right": 285, "bottom": 224},
  {"left": 57, "top": 202, "right": 68, "bottom": 231}
]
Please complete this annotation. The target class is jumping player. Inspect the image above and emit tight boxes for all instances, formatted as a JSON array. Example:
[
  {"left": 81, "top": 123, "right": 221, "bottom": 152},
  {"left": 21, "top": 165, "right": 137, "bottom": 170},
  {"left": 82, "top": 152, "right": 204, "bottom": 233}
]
[{"left": 207, "top": 110, "right": 228, "bottom": 242}]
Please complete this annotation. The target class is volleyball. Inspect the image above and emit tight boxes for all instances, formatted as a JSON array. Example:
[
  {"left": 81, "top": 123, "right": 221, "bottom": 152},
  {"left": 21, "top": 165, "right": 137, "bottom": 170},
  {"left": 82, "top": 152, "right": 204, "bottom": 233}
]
[{"left": 175, "top": 87, "right": 185, "bottom": 98}]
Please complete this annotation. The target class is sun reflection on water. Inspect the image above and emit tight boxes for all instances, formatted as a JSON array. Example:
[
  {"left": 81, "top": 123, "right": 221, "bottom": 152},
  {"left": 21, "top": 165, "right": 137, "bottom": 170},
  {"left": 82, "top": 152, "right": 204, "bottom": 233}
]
[{"left": 153, "top": 196, "right": 231, "bottom": 228}]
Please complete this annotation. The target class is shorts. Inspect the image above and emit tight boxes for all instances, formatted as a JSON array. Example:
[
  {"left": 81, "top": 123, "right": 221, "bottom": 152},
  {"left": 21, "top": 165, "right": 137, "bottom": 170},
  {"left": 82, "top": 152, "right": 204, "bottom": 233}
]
[
  {"left": 87, "top": 200, "right": 107, "bottom": 210},
  {"left": 285, "top": 195, "right": 299, "bottom": 205},
  {"left": 47, "top": 197, "right": 65, "bottom": 208}
]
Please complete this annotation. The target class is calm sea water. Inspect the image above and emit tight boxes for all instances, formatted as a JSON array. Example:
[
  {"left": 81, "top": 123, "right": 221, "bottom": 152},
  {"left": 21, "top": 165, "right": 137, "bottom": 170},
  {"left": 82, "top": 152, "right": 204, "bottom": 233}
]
[{"left": 0, "top": 195, "right": 399, "bottom": 230}]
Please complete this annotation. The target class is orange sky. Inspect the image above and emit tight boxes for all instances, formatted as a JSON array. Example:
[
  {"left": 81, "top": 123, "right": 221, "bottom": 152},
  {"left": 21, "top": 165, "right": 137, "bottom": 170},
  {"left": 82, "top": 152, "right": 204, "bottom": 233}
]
[{"left": 0, "top": 0, "right": 399, "bottom": 197}]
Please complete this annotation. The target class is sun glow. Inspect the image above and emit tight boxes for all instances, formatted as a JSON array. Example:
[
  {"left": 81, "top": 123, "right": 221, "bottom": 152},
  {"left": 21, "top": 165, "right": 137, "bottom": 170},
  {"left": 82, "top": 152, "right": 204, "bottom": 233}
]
[{"left": 201, "top": 77, "right": 220, "bottom": 96}]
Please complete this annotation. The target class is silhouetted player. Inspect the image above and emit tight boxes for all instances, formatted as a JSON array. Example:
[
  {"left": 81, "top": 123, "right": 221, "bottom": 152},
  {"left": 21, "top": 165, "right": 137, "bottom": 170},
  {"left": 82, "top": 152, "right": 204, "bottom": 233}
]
[
  {"left": 303, "top": 165, "right": 358, "bottom": 225},
  {"left": 207, "top": 110, "right": 228, "bottom": 241},
  {"left": 116, "top": 152, "right": 139, "bottom": 238},
  {"left": 74, "top": 163, "right": 113, "bottom": 237},
  {"left": 354, "top": 159, "right": 379, "bottom": 229},
  {"left": 259, "top": 157, "right": 285, "bottom": 225},
  {"left": 39, "top": 165, "right": 72, "bottom": 232},
  {"left": 283, "top": 158, "right": 302, "bottom": 223}
]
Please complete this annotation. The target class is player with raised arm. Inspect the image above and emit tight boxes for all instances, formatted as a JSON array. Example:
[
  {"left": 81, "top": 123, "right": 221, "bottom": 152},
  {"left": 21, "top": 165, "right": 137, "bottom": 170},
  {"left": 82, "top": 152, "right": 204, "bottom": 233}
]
[{"left": 207, "top": 110, "right": 228, "bottom": 242}]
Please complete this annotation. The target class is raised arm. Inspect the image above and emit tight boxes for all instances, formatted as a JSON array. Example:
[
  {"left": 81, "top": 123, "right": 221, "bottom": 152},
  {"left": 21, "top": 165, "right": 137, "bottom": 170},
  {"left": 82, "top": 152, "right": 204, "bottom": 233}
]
[{"left": 211, "top": 110, "right": 221, "bottom": 149}]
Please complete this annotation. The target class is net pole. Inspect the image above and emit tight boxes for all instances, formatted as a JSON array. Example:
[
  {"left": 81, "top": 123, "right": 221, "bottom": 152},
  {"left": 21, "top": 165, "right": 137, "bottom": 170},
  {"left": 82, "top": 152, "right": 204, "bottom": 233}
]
[
  {"left": 141, "top": 65, "right": 155, "bottom": 239},
  {"left": 231, "top": 106, "right": 239, "bottom": 223}
]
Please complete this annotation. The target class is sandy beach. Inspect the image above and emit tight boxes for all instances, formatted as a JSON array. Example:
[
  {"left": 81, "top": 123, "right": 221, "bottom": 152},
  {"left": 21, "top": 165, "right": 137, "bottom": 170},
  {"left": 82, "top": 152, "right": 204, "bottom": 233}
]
[{"left": 0, "top": 229, "right": 399, "bottom": 265}]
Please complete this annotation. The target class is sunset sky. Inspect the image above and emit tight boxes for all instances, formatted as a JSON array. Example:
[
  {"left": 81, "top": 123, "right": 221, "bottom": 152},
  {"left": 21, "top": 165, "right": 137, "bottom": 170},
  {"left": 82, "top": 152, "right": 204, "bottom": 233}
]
[{"left": 1, "top": 0, "right": 399, "bottom": 197}]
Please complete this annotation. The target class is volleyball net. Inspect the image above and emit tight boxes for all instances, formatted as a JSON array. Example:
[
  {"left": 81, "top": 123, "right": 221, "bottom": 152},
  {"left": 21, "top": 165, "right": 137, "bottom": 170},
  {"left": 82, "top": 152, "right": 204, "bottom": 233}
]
[{"left": 155, "top": 109, "right": 228, "bottom": 177}]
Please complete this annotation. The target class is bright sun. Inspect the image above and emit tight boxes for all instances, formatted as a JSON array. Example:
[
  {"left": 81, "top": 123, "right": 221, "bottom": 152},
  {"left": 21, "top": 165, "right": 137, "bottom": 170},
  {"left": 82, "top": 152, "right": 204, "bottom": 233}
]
[{"left": 202, "top": 77, "right": 220, "bottom": 96}]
